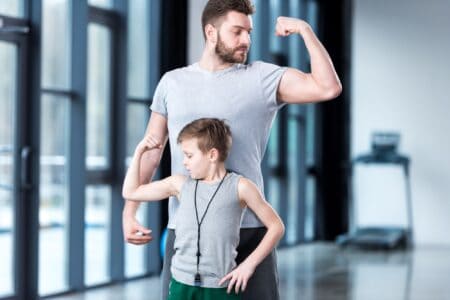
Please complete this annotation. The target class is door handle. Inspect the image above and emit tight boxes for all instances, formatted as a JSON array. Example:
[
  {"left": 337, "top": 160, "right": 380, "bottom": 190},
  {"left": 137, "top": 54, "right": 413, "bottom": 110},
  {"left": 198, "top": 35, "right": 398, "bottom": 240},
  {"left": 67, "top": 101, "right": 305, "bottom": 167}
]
[{"left": 21, "top": 146, "right": 32, "bottom": 190}]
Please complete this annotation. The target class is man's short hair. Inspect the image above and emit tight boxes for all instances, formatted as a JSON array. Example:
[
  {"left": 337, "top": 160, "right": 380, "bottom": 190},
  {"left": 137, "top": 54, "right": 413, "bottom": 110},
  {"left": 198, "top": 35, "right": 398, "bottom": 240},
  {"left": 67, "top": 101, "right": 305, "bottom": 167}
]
[
  {"left": 201, "top": 0, "right": 255, "bottom": 39},
  {"left": 177, "top": 118, "right": 232, "bottom": 162}
]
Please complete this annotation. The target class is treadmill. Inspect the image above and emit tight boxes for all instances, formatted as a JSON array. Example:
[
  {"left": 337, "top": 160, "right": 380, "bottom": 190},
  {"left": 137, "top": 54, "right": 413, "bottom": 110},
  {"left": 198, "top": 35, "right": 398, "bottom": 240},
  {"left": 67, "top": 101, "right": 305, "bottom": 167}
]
[{"left": 336, "top": 132, "right": 414, "bottom": 249}]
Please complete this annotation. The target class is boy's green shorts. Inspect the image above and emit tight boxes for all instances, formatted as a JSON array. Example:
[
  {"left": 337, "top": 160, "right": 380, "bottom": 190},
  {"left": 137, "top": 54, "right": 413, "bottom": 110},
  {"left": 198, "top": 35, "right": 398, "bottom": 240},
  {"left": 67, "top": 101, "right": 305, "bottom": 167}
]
[{"left": 168, "top": 278, "right": 241, "bottom": 300}]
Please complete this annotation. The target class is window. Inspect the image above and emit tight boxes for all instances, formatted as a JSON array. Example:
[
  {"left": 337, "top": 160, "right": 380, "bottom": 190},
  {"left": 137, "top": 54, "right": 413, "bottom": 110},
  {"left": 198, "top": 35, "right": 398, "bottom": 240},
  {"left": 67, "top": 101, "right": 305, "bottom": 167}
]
[
  {"left": 84, "top": 22, "right": 113, "bottom": 286},
  {"left": 0, "top": 0, "right": 23, "bottom": 18},
  {"left": 0, "top": 40, "right": 17, "bottom": 298},
  {"left": 88, "top": 0, "right": 113, "bottom": 10},
  {"left": 39, "top": 0, "right": 71, "bottom": 295}
]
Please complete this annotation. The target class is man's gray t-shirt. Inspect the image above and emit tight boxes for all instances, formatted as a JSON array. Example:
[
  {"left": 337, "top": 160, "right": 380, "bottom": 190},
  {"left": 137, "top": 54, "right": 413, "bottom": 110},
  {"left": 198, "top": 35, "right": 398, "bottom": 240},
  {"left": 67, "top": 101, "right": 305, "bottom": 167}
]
[{"left": 150, "top": 61, "right": 286, "bottom": 229}]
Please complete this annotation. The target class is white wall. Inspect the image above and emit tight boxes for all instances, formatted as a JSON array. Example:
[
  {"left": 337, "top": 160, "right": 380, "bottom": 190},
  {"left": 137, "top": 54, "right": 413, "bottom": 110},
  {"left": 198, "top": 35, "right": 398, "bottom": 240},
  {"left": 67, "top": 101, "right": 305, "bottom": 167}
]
[
  {"left": 188, "top": 0, "right": 208, "bottom": 64},
  {"left": 352, "top": 0, "right": 450, "bottom": 245}
]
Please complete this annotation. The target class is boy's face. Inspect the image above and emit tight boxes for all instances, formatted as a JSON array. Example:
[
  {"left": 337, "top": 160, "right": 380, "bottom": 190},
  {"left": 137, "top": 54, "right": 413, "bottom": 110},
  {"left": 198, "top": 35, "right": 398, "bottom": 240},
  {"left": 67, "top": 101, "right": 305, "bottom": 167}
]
[{"left": 181, "top": 138, "right": 211, "bottom": 179}]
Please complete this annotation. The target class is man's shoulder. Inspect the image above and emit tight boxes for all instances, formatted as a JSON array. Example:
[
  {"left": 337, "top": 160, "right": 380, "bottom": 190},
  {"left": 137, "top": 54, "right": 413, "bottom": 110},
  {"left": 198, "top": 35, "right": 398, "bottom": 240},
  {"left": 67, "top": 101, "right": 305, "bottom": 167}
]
[
  {"left": 235, "top": 61, "right": 283, "bottom": 77},
  {"left": 245, "top": 60, "right": 278, "bottom": 69},
  {"left": 161, "top": 64, "right": 197, "bottom": 82}
]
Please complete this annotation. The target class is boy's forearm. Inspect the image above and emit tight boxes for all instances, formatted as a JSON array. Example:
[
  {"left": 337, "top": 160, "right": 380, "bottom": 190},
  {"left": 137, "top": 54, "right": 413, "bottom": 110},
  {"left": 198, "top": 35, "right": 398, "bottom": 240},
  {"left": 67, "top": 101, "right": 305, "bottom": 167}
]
[{"left": 122, "top": 149, "right": 145, "bottom": 198}]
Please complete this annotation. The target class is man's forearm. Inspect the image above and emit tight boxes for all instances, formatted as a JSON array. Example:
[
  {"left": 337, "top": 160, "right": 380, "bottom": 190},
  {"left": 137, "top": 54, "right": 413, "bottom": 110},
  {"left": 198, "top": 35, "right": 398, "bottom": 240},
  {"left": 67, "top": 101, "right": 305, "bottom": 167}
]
[{"left": 123, "top": 199, "right": 141, "bottom": 218}]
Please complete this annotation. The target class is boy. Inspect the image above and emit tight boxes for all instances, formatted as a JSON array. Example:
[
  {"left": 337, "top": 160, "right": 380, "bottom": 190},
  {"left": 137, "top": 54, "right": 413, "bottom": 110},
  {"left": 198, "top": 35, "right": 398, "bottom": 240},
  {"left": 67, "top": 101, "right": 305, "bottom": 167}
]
[{"left": 123, "top": 118, "right": 284, "bottom": 299}]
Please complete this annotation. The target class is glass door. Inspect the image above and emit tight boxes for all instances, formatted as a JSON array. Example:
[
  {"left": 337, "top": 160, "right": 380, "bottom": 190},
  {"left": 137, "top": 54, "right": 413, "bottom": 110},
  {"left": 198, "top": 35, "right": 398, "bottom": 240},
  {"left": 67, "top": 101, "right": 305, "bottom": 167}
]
[{"left": 0, "top": 39, "right": 18, "bottom": 300}]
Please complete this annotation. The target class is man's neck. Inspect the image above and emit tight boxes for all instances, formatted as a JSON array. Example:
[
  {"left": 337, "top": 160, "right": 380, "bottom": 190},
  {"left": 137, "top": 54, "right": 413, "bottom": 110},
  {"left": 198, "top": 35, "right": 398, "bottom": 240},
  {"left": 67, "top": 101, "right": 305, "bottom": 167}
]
[{"left": 198, "top": 50, "right": 235, "bottom": 72}]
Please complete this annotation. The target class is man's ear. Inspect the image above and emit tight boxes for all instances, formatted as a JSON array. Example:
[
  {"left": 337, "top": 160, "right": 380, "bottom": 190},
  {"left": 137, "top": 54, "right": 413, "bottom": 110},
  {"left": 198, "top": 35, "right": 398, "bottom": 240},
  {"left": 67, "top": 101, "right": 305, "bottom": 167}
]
[{"left": 205, "top": 23, "right": 217, "bottom": 44}]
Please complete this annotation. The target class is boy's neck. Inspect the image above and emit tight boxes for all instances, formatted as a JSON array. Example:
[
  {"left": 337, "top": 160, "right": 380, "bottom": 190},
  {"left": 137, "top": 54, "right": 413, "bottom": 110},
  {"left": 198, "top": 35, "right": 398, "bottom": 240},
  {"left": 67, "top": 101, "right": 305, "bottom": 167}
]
[{"left": 201, "top": 164, "right": 227, "bottom": 183}]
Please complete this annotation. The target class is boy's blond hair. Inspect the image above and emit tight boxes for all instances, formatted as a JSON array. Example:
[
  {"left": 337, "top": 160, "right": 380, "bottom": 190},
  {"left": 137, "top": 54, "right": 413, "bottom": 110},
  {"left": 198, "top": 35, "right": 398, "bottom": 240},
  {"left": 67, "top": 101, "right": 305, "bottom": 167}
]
[{"left": 177, "top": 118, "right": 232, "bottom": 162}]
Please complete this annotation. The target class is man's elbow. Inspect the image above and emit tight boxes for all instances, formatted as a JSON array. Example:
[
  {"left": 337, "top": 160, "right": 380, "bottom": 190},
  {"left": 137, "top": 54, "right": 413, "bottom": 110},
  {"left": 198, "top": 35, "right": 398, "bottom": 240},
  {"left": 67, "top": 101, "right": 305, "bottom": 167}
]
[
  {"left": 279, "top": 222, "right": 286, "bottom": 238},
  {"left": 322, "top": 82, "right": 342, "bottom": 101}
]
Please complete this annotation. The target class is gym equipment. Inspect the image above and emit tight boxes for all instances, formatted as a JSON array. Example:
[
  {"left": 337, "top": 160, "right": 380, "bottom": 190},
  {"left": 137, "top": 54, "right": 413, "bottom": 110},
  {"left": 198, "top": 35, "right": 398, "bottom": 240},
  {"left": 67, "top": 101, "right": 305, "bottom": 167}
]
[
  {"left": 160, "top": 227, "right": 168, "bottom": 259},
  {"left": 337, "top": 132, "right": 413, "bottom": 249}
]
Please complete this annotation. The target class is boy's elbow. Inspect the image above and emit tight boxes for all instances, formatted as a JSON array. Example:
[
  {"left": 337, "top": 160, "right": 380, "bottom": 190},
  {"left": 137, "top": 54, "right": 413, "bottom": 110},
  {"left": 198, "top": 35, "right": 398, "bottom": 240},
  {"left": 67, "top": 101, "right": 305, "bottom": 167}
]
[
  {"left": 122, "top": 189, "right": 135, "bottom": 201},
  {"left": 271, "top": 221, "right": 285, "bottom": 241}
]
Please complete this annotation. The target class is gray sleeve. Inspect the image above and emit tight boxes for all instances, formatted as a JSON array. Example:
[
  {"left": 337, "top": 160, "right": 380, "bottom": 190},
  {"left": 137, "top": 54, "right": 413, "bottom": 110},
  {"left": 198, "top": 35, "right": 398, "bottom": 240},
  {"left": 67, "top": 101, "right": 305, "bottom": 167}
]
[
  {"left": 149, "top": 73, "right": 168, "bottom": 117},
  {"left": 256, "top": 61, "right": 288, "bottom": 110}
]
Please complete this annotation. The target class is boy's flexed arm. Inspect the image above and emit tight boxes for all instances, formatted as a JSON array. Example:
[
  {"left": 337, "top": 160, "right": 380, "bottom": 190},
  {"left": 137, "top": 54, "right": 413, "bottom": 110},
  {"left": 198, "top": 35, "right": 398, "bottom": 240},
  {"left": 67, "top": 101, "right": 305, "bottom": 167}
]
[
  {"left": 219, "top": 178, "right": 285, "bottom": 294},
  {"left": 122, "top": 134, "right": 184, "bottom": 202},
  {"left": 123, "top": 112, "right": 167, "bottom": 244}
]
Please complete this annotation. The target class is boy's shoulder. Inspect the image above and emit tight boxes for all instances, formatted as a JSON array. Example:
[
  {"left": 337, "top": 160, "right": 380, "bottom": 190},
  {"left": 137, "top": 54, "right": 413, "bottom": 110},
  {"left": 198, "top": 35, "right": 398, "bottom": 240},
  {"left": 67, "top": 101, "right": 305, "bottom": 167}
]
[{"left": 167, "top": 174, "right": 188, "bottom": 194}]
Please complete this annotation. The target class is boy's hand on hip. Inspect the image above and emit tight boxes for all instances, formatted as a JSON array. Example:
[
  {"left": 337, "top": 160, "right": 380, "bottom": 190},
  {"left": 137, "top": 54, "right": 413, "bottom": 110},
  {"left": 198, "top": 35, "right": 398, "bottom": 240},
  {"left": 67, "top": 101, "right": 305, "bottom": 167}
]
[{"left": 219, "top": 261, "right": 256, "bottom": 294}]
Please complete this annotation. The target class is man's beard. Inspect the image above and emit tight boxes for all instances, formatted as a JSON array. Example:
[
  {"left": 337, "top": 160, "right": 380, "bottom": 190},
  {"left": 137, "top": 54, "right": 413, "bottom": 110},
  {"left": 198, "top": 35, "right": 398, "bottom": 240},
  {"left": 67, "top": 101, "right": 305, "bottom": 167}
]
[{"left": 215, "top": 33, "right": 248, "bottom": 64}]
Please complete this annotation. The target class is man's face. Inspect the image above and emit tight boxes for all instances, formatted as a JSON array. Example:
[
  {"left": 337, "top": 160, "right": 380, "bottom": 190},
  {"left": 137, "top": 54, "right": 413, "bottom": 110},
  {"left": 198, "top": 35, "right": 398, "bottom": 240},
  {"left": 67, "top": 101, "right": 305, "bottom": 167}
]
[{"left": 214, "top": 11, "right": 253, "bottom": 64}]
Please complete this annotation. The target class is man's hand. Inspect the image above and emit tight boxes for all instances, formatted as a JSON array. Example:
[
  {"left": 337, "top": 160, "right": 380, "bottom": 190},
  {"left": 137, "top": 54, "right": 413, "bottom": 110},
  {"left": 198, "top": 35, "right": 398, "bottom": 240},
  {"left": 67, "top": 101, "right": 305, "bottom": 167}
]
[
  {"left": 275, "top": 16, "right": 311, "bottom": 37},
  {"left": 136, "top": 134, "right": 163, "bottom": 154},
  {"left": 123, "top": 214, "right": 153, "bottom": 245},
  {"left": 218, "top": 261, "right": 256, "bottom": 294}
]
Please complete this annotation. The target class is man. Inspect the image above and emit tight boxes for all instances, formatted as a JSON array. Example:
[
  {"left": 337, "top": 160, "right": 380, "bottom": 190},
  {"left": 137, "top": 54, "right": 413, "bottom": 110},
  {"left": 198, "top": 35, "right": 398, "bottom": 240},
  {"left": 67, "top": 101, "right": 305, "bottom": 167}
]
[{"left": 122, "top": 1, "right": 342, "bottom": 299}]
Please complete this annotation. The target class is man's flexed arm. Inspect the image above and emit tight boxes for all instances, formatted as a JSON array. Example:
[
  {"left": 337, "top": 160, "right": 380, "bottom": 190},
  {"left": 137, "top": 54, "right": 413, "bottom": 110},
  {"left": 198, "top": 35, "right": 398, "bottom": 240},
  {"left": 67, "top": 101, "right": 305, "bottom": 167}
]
[
  {"left": 275, "top": 17, "right": 342, "bottom": 104},
  {"left": 122, "top": 112, "right": 168, "bottom": 245}
]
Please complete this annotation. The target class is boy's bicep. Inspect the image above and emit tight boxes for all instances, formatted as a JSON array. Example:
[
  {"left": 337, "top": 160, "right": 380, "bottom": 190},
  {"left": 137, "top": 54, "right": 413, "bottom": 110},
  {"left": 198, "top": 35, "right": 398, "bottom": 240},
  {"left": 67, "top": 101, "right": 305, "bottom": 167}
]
[
  {"left": 132, "top": 177, "right": 175, "bottom": 201},
  {"left": 239, "top": 178, "right": 280, "bottom": 226}
]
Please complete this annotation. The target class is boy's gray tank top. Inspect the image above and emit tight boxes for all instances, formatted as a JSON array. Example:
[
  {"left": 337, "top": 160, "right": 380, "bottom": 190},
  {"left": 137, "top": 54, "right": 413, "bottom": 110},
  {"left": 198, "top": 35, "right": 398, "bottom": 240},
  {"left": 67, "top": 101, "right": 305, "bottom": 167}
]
[
  {"left": 150, "top": 61, "right": 287, "bottom": 228},
  {"left": 171, "top": 172, "right": 243, "bottom": 288}
]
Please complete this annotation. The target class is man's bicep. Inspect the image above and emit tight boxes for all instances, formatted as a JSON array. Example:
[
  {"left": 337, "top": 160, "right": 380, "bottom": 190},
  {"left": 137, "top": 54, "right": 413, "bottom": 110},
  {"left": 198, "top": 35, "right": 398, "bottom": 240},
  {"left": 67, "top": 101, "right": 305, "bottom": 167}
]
[{"left": 277, "top": 68, "right": 322, "bottom": 104}]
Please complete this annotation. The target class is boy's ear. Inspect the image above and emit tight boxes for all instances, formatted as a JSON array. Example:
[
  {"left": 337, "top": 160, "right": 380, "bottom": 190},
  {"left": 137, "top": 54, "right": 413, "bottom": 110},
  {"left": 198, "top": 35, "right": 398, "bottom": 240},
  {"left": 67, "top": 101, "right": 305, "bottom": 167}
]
[{"left": 209, "top": 148, "right": 220, "bottom": 162}]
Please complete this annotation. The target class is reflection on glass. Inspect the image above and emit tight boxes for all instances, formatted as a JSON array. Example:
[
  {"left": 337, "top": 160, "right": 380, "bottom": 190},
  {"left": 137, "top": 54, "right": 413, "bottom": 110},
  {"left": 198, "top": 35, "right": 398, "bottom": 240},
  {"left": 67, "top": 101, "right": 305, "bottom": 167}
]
[
  {"left": 0, "top": 41, "right": 16, "bottom": 298},
  {"left": 38, "top": 94, "right": 70, "bottom": 295},
  {"left": 126, "top": 103, "right": 150, "bottom": 157},
  {"left": 128, "top": 0, "right": 150, "bottom": 98},
  {"left": 270, "top": 0, "right": 282, "bottom": 53},
  {"left": 0, "top": 0, "right": 22, "bottom": 17},
  {"left": 0, "top": 42, "right": 16, "bottom": 188},
  {"left": 41, "top": 0, "right": 70, "bottom": 89},
  {"left": 0, "top": 191, "right": 13, "bottom": 297},
  {"left": 125, "top": 202, "right": 148, "bottom": 277},
  {"left": 304, "top": 176, "right": 315, "bottom": 241},
  {"left": 305, "top": 105, "right": 315, "bottom": 166},
  {"left": 125, "top": 103, "right": 150, "bottom": 277},
  {"left": 85, "top": 185, "right": 111, "bottom": 286},
  {"left": 86, "top": 24, "right": 112, "bottom": 170},
  {"left": 88, "top": 0, "right": 113, "bottom": 9},
  {"left": 267, "top": 118, "right": 280, "bottom": 212},
  {"left": 287, "top": 116, "right": 300, "bottom": 245}
]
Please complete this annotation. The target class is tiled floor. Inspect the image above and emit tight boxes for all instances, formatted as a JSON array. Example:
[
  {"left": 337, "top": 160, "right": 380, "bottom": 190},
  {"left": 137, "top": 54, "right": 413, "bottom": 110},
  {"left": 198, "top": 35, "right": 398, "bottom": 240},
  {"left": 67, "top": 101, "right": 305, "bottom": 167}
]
[{"left": 51, "top": 243, "right": 450, "bottom": 300}]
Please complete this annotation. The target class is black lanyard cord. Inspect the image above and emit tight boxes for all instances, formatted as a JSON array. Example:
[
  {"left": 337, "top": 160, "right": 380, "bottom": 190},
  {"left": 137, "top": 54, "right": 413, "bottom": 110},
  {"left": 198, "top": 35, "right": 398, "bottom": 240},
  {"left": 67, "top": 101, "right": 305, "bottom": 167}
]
[{"left": 193, "top": 172, "right": 228, "bottom": 284}]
